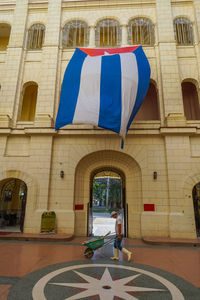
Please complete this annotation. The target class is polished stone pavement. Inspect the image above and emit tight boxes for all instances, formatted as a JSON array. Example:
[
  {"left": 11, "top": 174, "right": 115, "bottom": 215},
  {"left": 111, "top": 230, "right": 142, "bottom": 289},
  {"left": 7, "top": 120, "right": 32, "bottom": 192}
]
[{"left": 0, "top": 237, "right": 200, "bottom": 299}]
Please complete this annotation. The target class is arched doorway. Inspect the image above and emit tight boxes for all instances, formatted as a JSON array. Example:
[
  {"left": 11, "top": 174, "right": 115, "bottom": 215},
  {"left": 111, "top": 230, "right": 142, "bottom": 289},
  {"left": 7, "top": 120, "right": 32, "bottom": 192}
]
[
  {"left": 88, "top": 169, "right": 127, "bottom": 237},
  {"left": 0, "top": 178, "right": 27, "bottom": 233},
  {"left": 74, "top": 150, "right": 142, "bottom": 238},
  {"left": 192, "top": 183, "right": 200, "bottom": 237}
]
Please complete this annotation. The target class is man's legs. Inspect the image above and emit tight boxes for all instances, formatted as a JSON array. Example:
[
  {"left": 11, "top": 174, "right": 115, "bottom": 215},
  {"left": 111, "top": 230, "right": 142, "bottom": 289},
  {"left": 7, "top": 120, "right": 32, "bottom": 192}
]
[
  {"left": 121, "top": 248, "right": 132, "bottom": 262},
  {"left": 111, "top": 248, "right": 119, "bottom": 260},
  {"left": 111, "top": 236, "right": 132, "bottom": 262},
  {"left": 110, "top": 237, "right": 120, "bottom": 260}
]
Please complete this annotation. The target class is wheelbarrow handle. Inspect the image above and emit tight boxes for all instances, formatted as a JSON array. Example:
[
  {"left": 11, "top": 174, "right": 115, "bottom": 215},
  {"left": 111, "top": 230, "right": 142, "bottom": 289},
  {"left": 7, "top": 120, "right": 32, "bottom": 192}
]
[{"left": 103, "top": 231, "right": 111, "bottom": 238}]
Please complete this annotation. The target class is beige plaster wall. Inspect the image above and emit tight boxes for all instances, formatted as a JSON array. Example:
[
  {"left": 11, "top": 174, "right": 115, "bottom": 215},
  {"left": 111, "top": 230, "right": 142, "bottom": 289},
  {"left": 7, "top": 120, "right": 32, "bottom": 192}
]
[{"left": 0, "top": 0, "right": 199, "bottom": 238}]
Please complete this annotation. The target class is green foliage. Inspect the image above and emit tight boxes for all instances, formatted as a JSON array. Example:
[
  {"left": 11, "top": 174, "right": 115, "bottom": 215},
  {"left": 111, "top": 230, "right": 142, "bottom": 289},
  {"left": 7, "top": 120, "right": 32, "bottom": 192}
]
[{"left": 93, "top": 177, "right": 122, "bottom": 208}]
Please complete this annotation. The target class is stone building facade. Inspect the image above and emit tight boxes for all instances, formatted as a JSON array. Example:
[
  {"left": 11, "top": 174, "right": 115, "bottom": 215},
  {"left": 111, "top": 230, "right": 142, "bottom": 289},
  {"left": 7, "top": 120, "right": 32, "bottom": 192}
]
[{"left": 0, "top": 0, "right": 200, "bottom": 239}]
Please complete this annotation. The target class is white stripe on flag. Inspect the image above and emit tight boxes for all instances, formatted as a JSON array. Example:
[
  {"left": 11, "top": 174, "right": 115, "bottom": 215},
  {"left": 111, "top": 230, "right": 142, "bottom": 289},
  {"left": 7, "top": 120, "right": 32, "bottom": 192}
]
[
  {"left": 120, "top": 53, "right": 138, "bottom": 138},
  {"left": 73, "top": 55, "right": 101, "bottom": 126}
]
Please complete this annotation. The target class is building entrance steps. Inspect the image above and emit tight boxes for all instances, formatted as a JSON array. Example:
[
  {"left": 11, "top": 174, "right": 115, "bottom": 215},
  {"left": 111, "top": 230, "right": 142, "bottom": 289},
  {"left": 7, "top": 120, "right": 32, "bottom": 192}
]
[
  {"left": 0, "top": 232, "right": 74, "bottom": 242},
  {"left": 143, "top": 236, "right": 200, "bottom": 247}
]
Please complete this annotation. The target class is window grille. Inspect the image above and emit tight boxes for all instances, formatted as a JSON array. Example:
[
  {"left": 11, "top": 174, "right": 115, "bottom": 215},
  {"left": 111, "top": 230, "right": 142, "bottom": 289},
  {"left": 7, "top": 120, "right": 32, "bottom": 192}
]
[
  {"left": 62, "top": 20, "right": 89, "bottom": 48},
  {"left": 128, "top": 18, "right": 155, "bottom": 46},
  {"left": 174, "top": 18, "right": 193, "bottom": 45},
  {"left": 95, "top": 19, "right": 121, "bottom": 47},
  {"left": 27, "top": 24, "right": 45, "bottom": 50}
]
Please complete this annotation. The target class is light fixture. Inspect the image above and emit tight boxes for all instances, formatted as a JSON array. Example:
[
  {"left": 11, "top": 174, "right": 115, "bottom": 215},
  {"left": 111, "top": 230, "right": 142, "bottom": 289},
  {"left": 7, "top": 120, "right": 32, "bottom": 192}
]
[
  {"left": 153, "top": 171, "right": 157, "bottom": 180},
  {"left": 60, "top": 170, "right": 64, "bottom": 178}
]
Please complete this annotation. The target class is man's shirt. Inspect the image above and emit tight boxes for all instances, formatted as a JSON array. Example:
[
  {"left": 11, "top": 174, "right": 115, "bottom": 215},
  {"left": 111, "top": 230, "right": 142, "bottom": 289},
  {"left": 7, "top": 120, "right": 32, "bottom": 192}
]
[{"left": 115, "top": 214, "right": 123, "bottom": 235}]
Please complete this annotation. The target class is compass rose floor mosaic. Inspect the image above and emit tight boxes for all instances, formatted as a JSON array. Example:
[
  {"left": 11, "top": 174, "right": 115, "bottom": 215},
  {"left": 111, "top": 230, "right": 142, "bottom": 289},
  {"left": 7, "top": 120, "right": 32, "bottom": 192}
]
[{"left": 7, "top": 260, "right": 200, "bottom": 300}]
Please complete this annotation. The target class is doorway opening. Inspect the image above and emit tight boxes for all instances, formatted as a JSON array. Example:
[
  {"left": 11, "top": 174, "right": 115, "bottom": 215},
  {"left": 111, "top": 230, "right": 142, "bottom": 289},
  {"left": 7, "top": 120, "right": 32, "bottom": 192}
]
[
  {"left": 192, "top": 183, "right": 200, "bottom": 237},
  {"left": 0, "top": 178, "right": 27, "bottom": 233},
  {"left": 88, "top": 170, "right": 127, "bottom": 237}
]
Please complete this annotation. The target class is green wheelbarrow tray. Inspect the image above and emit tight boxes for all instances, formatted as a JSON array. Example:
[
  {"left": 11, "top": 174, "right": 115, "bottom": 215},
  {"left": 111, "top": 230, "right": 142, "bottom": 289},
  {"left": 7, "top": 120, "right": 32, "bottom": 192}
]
[{"left": 82, "top": 231, "right": 115, "bottom": 258}]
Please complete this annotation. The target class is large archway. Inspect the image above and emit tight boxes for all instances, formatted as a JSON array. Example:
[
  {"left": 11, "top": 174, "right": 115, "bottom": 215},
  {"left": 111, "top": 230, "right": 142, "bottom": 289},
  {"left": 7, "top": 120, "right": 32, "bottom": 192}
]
[
  {"left": 0, "top": 178, "right": 27, "bottom": 233},
  {"left": 74, "top": 150, "right": 142, "bottom": 238},
  {"left": 89, "top": 168, "right": 126, "bottom": 237}
]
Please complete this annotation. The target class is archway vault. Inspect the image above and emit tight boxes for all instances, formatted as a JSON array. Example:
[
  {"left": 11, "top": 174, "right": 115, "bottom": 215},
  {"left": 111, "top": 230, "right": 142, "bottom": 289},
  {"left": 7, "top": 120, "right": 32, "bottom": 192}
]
[
  {"left": 0, "top": 170, "right": 38, "bottom": 233},
  {"left": 183, "top": 173, "right": 200, "bottom": 237},
  {"left": 74, "top": 150, "right": 142, "bottom": 237},
  {"left": 0, "top": 178, "right": 27, "bottom": 232}
]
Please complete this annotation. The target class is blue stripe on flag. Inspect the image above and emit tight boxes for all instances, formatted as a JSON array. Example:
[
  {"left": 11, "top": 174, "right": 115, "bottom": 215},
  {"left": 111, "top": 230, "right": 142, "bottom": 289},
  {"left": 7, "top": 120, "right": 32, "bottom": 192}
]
[
  {"left": 127, "top": 46, "right": 151, "bottom": 131},
  {"left": 98, "top": 54, "right": 122, "bottom": 134},
  {"left": 55, "top": 48, "right": 87, "bottom": 130}
]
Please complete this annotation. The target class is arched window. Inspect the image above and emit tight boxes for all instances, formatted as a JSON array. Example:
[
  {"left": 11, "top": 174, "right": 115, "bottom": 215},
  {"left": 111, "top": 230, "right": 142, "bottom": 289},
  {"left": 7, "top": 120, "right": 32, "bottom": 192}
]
[
  {"left": 174, "top": 18, "right": 193, "bottom": 45},
  {"left": 62, "top": 20, "right": 89, "bottom": 48},
  {"left": 134, "top": 81, "right": 160, "bottom": 120},
  {"left": 182, "top": 81, "right": 200, "bottom": 120},
  {"left": 27, "top": 24, "right": 45, "bottom": 50},
  {"left": 0, "top": 23, "right": 11, "bottom": 51},
  {"left": 19, "top": 82, "right": 38, "bottom": 121},
  {"left": 95, "top": 19, "right": 121, "bottom": 47},
  {"left": 128, "top": 18, "right": 155, "bottom": 46}
]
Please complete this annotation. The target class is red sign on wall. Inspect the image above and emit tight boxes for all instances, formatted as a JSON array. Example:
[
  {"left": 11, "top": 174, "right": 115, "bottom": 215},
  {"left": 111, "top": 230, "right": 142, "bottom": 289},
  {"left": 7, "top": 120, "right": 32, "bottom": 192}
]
[
  {"left": 144, "top": 204, "right": 155, "bottom": 211},
  {"left": 75, "top": 204, "right": 84, "bottom": 210}
]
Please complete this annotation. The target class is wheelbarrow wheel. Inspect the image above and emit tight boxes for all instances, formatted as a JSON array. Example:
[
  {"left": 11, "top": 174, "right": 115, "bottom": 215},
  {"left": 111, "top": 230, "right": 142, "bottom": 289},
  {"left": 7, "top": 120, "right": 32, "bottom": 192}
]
[{"left": 84, "top": 248, "right": 94, "bottom": 258}]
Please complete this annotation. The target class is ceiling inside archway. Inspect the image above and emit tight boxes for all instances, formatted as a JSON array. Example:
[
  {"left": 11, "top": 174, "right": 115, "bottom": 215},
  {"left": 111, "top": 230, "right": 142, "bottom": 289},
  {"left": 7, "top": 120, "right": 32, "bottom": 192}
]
[{"left": 94, "top": 171, "right": 121, "bottom": 179}]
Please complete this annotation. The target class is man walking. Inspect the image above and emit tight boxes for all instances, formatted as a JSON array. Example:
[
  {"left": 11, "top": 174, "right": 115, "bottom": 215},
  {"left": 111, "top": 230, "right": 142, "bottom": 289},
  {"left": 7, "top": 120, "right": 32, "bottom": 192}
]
[{"left": 110, "top": 211, "right": 132, "bottom": 262}]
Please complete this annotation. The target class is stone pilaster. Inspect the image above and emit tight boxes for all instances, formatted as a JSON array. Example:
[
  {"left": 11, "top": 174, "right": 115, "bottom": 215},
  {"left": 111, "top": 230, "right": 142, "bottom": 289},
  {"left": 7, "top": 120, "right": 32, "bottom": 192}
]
[
  {"left": 164, "top": 135, "right": 196, "bottom": 238},
  {"left": 121, "top": 24, "right": 127, "bottom": 46},
  {"left": 194, "top": 0, "right": 200, "bottom": 38},
  {"left": 89, "top": 26, "right": 95, "bottom": 47},
  {"left": 35, "top": 0, "right": 62, "bottom": 127},
  {"left": 156, "top": 0, "right": 185, "bottom": 126},
  {"left": 194, "top": 0, "right": 200, "bottom": 83},
  {"left": 0, "top": 0, "right": 28, "bottom": 127}
]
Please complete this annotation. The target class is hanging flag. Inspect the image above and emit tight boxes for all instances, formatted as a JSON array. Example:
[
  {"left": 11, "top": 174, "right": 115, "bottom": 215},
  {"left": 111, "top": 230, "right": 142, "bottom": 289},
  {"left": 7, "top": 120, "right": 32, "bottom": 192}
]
[{"left": 55, "top": 46, "right": 151, "bottom": 143}]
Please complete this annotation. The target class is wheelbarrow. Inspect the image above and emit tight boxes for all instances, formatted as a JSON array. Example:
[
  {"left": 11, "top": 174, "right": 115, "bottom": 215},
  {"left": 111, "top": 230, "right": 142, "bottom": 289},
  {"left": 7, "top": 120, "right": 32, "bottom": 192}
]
[{"left": 82, "top": 231, "right": 115, "bottom": 258}]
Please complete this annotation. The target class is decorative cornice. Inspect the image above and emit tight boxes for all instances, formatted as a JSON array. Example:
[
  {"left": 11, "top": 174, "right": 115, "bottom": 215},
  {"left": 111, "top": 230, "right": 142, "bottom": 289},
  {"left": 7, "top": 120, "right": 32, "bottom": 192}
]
[
  {"left": 62, "top": 0, "right": 156, "bottom": 10},
  {"left": 1, "top": 124, "right": 200, "bottom": 137}
]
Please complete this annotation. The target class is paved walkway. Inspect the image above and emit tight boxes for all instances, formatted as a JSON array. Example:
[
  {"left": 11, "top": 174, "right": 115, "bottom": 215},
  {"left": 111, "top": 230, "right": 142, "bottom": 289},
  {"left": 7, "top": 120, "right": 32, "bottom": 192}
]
[
  {"left": 0, "top": 232, "right": 73, "bottom": 242},
  {"left": 0, "top": 237, "right": 199, "bottom": 299},
  {"left": 93, "top": 215, "right": 115, "bottom": 236}
]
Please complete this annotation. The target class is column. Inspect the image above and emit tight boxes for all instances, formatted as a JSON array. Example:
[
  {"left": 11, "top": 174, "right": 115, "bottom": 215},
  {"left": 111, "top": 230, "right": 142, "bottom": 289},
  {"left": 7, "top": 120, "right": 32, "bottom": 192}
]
[
  {"left": 194, "top": 0, "right": 200, "bottom": 83},
  {"left": 194, "top": 0, "right": 200, "bottom": 37},
  {"left": 165, "top": 136, "right": 196, "bottom": 238},
  {"left": 0, "top": 0, "right": 28, "bottom": 127},
  {"left": 35, "top": 0, "right": 62, "bottom": 127},
  {"left": 89, "top": 26, "right": 95, "bottom": 47},
  {"left": 121, "top": 24, "right": 128, "bottom": 46},
  {"left": 156, "top": 0, "right": 185, "bottom": 126}
]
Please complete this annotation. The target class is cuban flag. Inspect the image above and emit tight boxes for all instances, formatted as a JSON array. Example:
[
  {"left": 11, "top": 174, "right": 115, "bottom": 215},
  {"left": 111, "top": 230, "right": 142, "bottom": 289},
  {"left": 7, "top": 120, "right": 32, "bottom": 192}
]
[{"left": 55, "top": 46, "right": 151, "bottom": 144}]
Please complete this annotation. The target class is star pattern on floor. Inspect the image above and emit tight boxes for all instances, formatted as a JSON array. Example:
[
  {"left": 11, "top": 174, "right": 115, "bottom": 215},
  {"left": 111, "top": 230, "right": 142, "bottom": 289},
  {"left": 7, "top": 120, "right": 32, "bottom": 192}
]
[{"left": 50, "top": 267, "right": 165, "bottom": 300}]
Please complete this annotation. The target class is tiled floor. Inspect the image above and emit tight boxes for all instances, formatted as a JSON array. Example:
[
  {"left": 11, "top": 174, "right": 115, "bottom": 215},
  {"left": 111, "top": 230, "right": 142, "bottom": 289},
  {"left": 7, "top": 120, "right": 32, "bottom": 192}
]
[{"left": 0, "top": 238, "right": 200, "bottom": 299}]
